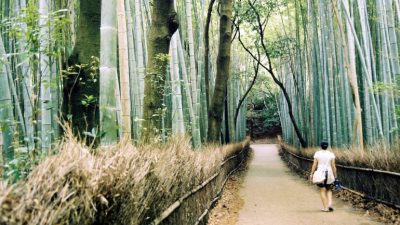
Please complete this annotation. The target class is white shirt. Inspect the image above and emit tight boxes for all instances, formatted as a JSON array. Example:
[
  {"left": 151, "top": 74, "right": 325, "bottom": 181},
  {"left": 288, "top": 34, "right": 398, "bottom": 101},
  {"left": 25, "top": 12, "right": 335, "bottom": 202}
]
[
  {"left": 314, "top": 150, "right": 335, "bottom": 170},
  {"left": 314, "top": 150, "right": 336, "bottom": 183}
]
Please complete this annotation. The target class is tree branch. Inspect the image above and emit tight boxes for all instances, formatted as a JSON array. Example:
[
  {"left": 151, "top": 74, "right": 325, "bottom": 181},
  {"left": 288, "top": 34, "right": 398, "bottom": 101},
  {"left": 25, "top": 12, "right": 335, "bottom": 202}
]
[
  {"left": 234, "top": 18, "right": 307, "bottom": 147},
  {"left": 234, "top": 48, "right": 261, "bottom": 128}
]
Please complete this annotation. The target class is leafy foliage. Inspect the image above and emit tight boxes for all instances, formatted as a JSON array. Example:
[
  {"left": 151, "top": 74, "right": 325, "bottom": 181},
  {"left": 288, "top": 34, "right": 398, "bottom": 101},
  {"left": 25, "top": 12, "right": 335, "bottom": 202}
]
[
  {"left": 3, "top": 153, "right": 33, "bottom": 182},
  {"left": 267, "top": 37, "right": 297, "bottom": 58},
  {"left": 234, "top": 0, "right": 286, "bottom": 24},
  {"left": 246, "top": 76, "right": 281, "bottom": 138},
  {"left": 371, "top": 81, "right": 400, "bottom": 125},
  {"left": 148, "top": 53, "right": 170, "bottom": 113},
  {"left": 2, "top": 150, "right": 46, "bottom": 183}
]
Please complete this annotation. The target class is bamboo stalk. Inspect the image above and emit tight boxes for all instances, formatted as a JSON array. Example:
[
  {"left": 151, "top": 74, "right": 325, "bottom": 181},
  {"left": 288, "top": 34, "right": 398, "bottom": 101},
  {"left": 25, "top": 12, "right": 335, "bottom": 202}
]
[
  {"left": 117, "top": 0, "right": 131, "bottom": 138},
  {"left": 170, "top": 34, "right": 185, "bottom": 134},
  {"left": 99, "top": 0, "right": 119, "bottom": 144},
  {"left": 0, "top": 34, "right": 14, "bottom": 162}
]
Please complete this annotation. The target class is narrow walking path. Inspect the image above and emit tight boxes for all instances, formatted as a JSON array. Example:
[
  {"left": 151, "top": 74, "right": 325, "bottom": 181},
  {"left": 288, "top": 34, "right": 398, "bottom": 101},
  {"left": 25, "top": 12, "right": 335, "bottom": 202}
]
[{"left": 236, "top": 144, "right": 383, "bottom": 225}]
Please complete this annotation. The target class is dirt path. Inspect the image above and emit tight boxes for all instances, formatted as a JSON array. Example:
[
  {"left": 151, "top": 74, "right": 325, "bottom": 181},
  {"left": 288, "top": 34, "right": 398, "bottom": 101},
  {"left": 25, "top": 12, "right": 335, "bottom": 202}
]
[{"left": 236, "top": 144, "right": 384, "bottom": 225}]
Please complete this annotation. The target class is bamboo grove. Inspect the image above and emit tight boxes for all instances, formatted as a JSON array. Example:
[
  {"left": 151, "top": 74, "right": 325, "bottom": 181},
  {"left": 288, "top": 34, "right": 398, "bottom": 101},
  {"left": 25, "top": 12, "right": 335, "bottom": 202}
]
[
  {"left": 0, "top": 0, "right": 256, "bottom": 166},
  {"left": 2, "top": 0, "right": 399, "bottom": 172},
  {"left": 276, "top": 0, "right": 400, "bottom": 149}
]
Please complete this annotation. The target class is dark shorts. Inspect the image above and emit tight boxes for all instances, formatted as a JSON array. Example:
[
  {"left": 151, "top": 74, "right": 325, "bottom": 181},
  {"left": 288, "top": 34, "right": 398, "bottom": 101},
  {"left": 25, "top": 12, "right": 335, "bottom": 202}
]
[
  {"left": 317, "top": 182, "right": 334, "bottom": 189},
  {"left": 316, "top": 171, "right": 334, "bottom": 189}
]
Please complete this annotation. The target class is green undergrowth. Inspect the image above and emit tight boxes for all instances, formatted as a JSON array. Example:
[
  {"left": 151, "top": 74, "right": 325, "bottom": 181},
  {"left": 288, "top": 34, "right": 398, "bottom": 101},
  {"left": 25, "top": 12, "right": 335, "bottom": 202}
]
[{"left": 280, "top": 140, "right": 400, "bottom": 173}]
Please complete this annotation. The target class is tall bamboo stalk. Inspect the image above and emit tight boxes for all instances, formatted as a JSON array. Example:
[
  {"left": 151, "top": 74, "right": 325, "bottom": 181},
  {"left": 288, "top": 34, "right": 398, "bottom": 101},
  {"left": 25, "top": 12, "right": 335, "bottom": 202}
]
[
  {"left": 126, "top": 0, "right": 140, "bottom": 140},
  {"left": 177, "top": 34, "right": 201, "bottom": 147},
  {"left": 39, "top": 0, "right": 53, "bottom": 151},
  {"left": 99, "top": 0, "right": 119, "bottom": 144},
  {"left": 134, "top": 0, "right": 145, "bottom": 122},
  {"left": 0, "top": 34, "right": 14, "bottom": 162},
  {"left": 117, "top": 0, "right": 131, "bottom": 138},
  {"left": 171, "top": 34, "right": 185, "bottom": 134}
]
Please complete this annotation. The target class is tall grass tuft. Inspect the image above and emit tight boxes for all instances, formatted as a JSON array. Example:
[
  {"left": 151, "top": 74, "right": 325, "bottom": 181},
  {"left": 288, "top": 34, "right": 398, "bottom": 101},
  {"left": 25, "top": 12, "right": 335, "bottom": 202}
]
[{"left": 0, "top": 130, "right": 249, "bottom": 225}]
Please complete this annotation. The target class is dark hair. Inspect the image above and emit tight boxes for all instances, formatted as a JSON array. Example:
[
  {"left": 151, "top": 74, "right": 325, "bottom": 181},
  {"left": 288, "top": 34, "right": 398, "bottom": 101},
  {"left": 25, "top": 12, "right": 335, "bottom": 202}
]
[{"left": 320, "top": 140, "right": 329, "bottom": 150}]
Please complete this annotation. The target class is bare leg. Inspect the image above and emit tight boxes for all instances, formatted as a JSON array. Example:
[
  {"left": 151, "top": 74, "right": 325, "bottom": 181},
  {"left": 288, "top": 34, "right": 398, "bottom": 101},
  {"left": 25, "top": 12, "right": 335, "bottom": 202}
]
[
  {"left": 319, "top": 188, "right": 328, "bottom": 211},
  {"left": 327, "top": 189, "right": 333, "bottom": 209}
]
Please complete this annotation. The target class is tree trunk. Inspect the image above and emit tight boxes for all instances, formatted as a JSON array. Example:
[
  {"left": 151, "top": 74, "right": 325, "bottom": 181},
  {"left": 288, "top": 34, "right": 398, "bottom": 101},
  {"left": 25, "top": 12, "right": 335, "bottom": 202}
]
[
  {"left": 204, "top": 0, "right": 216, "bottom": 109},
  {"left": 208, "top": 0, "right": 233, "bottom": 142},
  {"left": 66, "top": 0, "right": 101, "bottom": 137},
  {"left": 141, "top": 0, "right": 178, "bottom": 140},
  {"left": 72, "top": 0, "right": 101, "bottom": 65},
  {"left": 224, "top": 88, "right": 230, "bottom": 143}
]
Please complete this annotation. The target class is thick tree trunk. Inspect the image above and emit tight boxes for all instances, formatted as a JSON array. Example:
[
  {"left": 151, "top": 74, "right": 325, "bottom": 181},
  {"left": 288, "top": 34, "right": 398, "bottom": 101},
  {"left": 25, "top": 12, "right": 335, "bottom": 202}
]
[
  {"left": 224, "top": 93, "right": 230, "bottom": 143},
  {"left": 208, "top": 0, "right": 233, "bottom": 142},
  {"left": 141, "top": 0, "right": 178, "bottom": 140},
  {"left": 66, "top": 0, "right": 101, "bottom": 137},
  {"left": 72, "top": 0, "right": 101, "bottom": 65},
  {"left": 204, "top": 0, "right": 216, "bottom": 109}
]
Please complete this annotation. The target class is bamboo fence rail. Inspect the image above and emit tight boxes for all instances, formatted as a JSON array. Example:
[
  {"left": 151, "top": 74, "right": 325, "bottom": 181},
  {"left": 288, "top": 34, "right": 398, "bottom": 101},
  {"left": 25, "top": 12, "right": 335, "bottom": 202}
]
[{"left": 280, "top": 147, "right": 400, "bottom": 209}]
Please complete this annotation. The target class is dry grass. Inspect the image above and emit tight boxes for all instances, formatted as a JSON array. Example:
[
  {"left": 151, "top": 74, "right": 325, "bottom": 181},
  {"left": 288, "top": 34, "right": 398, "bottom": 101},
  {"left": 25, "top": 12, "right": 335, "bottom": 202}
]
[
  {"left": 0, "top": 131, "right": 249, "bottom": 225},
  {"left": 280, "top": 140, "right": 400, "bottom": 172}
]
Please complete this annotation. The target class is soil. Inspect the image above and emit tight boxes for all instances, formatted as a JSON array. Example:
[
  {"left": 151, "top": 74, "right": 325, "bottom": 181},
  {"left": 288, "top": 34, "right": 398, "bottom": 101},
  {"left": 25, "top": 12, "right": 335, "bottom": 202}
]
[
  {"left": 336, "top": 190, "right": 400, "bottom": 224},
  {"left": 208, "top": 144, "right": 388, "bottom": 225},
  {"left": 207, "top": 149, "right": 253, "bottom": 225}
]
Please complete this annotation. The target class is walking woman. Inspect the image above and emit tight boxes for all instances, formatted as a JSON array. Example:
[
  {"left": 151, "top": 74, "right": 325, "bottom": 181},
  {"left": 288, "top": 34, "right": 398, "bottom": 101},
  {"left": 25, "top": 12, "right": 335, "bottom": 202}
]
[{"left": 309, "top": 141, "right": 337, "bottom": 212}]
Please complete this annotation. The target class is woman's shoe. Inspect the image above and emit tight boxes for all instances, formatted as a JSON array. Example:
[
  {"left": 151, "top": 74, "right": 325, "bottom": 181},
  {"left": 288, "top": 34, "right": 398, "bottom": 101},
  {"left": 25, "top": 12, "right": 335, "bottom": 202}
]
[
  {"left": 328, "top": 207, "right": 334, "bottom": 212},
  {"left": 321, "top": 209, "right": 329, "bottom": 212}
]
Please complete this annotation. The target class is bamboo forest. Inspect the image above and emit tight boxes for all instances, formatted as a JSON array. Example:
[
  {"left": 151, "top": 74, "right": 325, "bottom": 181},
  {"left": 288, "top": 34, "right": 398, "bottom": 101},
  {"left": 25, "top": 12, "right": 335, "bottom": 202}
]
[{"left": 0, "top": 0, "right": 399, "bottom": 224}]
